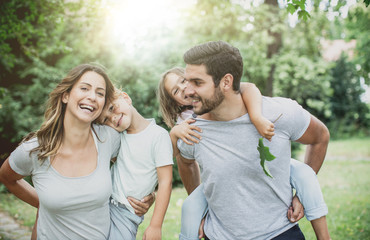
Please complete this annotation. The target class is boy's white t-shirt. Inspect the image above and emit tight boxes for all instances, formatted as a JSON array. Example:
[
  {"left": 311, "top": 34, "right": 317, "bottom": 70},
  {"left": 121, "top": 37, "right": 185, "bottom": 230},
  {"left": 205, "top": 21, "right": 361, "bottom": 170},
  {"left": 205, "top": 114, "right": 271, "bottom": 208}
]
[{"left": 111, "top": 118, "right": 173, "bottom": 214}]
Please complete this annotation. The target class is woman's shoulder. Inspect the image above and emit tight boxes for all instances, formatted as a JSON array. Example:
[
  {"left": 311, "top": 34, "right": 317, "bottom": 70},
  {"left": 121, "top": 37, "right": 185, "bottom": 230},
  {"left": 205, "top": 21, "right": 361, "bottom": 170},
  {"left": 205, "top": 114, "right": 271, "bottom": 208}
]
[
  {"left": 18, "top": 137, "right": 39, "bottom": 152},
  {"left": 92, "top": 124, "right": 120, "bottom": 140}
]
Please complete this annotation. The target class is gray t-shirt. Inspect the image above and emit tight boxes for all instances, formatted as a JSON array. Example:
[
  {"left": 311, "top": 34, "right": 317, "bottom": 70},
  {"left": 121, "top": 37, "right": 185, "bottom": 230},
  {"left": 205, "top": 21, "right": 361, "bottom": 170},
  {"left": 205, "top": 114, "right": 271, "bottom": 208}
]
[
  {"left": 178, "top": 97, "right": 311, "bottom": 240},
  {"left": 9, "top": 125, "right": 120, "bottom": 240}
]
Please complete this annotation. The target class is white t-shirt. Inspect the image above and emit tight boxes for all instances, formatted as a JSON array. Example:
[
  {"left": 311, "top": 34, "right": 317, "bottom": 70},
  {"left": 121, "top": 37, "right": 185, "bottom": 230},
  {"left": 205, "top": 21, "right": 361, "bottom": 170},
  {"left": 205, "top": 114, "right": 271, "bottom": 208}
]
[
  {"left": 111, "top": 119, "right": 173, "bottom": 214},
  {"left": 9, "top": 125, "right": 120, "bottom": 240}
]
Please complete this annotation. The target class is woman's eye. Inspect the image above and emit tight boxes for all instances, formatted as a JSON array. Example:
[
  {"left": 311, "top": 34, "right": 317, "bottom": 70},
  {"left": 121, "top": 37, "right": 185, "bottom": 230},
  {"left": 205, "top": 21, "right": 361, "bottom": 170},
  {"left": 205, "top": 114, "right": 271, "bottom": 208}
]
[
  {"left": 97, "top": 92, "right": 105, "bottom": 97},
  {"left": 181, "top": 78, "right": 186, "bottom": 83},
  {"left": 81, "top": 87, "right": 88, "bottom": 91}
]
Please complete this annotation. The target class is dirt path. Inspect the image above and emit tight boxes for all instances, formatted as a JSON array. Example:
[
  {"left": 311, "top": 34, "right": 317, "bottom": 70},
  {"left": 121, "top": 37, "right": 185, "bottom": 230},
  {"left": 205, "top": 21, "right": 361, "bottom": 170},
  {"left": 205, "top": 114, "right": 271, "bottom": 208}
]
[{"left": 0, "top": 210, "right": 31, "bottom": 240}]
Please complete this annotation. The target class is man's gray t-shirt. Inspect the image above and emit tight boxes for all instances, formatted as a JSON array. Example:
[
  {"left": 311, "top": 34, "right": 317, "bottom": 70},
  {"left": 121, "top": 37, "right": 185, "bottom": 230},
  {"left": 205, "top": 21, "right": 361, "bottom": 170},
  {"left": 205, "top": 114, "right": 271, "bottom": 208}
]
[
  {"left": 178, "top": 97, "right": 311, "bottom": 240},
  {"left": 9, "top": 125, "right": 120, "bottom": 240}
]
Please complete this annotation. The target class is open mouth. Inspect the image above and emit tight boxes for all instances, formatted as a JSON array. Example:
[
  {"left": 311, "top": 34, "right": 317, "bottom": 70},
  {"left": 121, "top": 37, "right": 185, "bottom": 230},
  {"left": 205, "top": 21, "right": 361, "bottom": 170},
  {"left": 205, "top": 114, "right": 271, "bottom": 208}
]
[{"left": 79, "top": 104, "right": 95, "bottom": 112}]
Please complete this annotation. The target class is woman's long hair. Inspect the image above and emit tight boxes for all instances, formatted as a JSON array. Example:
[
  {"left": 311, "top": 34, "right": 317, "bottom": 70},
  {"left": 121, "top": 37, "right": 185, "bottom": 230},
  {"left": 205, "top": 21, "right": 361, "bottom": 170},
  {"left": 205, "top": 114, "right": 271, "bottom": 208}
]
[
  {"left": 23, "top": 63, "right": 115, "bottom": 163},
  {"left": 157, "top": 67, "right": 191, "bottom": 128}
]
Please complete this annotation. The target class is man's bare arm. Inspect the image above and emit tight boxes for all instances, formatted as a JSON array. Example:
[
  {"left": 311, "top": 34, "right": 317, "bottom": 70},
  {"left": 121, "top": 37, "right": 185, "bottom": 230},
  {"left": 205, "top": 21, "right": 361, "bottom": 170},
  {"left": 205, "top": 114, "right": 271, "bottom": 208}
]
[
  {"left": 296, "top": 114, "right": 330, "bottom": 174},
  {"left": 176, "top": 154, "right": 201, "bottom": 195}
]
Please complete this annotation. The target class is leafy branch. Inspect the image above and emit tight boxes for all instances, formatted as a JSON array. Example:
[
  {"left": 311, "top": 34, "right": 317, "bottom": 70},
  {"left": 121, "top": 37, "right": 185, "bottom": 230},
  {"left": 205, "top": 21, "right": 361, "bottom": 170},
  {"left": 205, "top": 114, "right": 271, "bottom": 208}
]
[{"left": 257, "top": 113, "right": 282, "bottom": 178}]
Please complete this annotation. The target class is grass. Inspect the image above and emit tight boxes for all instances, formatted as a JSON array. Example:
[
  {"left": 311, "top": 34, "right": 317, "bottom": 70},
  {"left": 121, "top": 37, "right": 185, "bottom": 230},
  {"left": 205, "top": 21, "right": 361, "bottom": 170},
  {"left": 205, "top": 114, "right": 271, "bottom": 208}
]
[{"left": 1, "top": 137, "right": 369, "bottom": 239}]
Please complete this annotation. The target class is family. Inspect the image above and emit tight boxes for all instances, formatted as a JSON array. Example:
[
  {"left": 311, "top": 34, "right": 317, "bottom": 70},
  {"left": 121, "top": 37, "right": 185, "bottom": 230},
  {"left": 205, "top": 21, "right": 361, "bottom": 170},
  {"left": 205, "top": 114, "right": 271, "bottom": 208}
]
[{"left": 0, "top": 41, "right": 331, "bottom": 240}]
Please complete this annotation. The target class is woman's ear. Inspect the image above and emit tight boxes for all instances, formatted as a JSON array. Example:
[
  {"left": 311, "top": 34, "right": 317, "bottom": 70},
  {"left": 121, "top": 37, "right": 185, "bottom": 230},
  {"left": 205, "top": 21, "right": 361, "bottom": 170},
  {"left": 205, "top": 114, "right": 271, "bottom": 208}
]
[{"left": 62, "top": 92, "right": 69, "bottom": 104}]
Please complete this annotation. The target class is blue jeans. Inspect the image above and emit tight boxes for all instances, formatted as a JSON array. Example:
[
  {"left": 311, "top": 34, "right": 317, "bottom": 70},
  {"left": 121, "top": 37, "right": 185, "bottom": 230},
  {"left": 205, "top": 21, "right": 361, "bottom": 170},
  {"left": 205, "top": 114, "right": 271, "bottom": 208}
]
[
  {"left": 272, "top": 224, "right": 305, "bottom": 240},
  {"left": 179, "top": 159, "right": 327, "bottom": 240},
  {"left": 108, "top": 200, "right": 143, "bottom": 240}
]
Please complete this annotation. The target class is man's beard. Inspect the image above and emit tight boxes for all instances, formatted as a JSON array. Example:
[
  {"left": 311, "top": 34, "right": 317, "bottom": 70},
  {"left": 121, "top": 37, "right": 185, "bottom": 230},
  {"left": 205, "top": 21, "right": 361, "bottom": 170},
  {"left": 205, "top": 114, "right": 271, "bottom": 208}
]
[{"left": 193, "top": 87, "right": 224, "bottom": 115}]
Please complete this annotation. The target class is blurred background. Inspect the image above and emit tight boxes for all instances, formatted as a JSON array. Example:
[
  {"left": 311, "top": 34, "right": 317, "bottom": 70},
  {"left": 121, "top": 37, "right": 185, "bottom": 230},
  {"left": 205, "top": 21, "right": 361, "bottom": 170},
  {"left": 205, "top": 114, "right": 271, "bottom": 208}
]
[{"left": 0, "top": 0, "right": 369, "bottom": 238}]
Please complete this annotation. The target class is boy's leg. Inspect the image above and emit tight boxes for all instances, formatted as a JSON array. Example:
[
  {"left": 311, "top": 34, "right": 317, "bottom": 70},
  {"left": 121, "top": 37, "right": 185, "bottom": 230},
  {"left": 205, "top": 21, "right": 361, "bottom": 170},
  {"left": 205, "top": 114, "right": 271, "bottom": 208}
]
[
  {"left": 290, "top": 159, "right": 330, "bottom": 239},
  {"left": 180, "top": 184, "right": 208, "bottom": 240},
  {"left": 109, "top": 201, "right": 143, "bottom": 240}
]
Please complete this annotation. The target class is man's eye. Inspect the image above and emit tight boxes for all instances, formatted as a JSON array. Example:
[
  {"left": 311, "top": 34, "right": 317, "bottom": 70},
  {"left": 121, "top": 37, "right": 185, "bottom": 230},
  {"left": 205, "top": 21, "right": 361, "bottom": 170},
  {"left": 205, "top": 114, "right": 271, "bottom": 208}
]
[{"left": 181, "top": 78, "right": 187, "bottom": 83}]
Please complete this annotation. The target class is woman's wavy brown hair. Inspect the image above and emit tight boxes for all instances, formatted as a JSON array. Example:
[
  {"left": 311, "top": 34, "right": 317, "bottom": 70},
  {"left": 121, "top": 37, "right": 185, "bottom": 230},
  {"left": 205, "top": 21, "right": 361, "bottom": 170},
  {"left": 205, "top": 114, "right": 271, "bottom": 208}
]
[{"left": 23, "top": 63, "right": 115, "bottom": 163}]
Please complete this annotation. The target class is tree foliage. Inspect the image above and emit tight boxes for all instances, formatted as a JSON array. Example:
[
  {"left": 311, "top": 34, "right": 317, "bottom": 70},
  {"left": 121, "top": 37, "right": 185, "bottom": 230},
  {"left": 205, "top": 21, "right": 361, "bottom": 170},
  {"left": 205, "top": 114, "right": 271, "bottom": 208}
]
[{"left": 0, "top": 0, "right": 369, "bottom": 186}]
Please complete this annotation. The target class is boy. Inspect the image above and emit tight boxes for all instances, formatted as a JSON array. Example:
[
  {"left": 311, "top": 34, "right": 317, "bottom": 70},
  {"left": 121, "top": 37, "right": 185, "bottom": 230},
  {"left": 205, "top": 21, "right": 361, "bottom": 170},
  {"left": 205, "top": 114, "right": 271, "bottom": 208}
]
[{"left": 98, "top": 89, "right": 173, "bottom": 240}]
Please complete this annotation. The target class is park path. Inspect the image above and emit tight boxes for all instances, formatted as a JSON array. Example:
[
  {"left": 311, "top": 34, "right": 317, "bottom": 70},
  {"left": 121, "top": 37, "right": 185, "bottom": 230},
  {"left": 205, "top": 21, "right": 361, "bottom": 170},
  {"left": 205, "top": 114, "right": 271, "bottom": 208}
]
[{"left": 0, "top": 210, "right": 31, "bottom": 240}]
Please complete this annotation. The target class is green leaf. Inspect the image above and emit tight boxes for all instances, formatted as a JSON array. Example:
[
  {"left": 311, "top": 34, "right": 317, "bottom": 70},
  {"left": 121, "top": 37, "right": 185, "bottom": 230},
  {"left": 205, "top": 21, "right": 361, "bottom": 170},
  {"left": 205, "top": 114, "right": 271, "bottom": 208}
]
[{"left": 257, "top": 138, "right": 276, "bottom": 178}]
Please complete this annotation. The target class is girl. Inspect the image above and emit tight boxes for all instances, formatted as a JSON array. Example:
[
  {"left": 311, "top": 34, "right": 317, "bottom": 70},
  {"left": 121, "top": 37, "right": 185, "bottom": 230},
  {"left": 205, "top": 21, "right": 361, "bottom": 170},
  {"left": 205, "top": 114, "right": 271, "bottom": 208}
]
[{"left": 158, "top": 67, "right": 329, "bottom": 240}]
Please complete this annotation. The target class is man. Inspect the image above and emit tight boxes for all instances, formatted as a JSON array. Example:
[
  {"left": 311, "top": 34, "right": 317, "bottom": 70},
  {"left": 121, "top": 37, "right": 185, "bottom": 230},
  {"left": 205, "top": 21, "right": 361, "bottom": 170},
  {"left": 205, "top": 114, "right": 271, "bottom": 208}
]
[{"left": 176, "top": 41, "right": 330, "bottom": 239}]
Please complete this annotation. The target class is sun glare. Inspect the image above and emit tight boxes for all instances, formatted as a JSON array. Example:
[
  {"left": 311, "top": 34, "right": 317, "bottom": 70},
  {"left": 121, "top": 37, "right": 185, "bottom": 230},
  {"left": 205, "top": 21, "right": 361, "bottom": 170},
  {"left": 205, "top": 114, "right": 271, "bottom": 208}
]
[{"left": 105, "top": 0, "right": 194, "bottom": 51}]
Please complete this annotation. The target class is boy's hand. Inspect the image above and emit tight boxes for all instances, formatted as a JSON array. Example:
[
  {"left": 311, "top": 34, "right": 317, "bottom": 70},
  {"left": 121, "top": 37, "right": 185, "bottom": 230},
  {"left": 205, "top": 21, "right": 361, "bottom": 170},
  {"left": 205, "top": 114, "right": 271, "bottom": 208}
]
[
  {"left": 287, "top": 195, "right": 304, "bottom": 222},
  {"left": 172, "top": 118, "right": 202, "bottom": 145},
  {"left": 127, "top": 192, "right": 155, "bottom": 217},
  {"left": 253, "top": 117, "right": 275, "bottom": 141},
  {"left": 142, "top": 225, "right": 161, "bottom": 240}
]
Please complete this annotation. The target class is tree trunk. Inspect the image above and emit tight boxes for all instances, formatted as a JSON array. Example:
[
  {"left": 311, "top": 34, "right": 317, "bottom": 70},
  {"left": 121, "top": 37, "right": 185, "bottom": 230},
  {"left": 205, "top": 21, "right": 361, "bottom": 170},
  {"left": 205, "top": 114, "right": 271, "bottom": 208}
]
[{"left": 265, "top": 0, "right": 282, "bottom": 97}]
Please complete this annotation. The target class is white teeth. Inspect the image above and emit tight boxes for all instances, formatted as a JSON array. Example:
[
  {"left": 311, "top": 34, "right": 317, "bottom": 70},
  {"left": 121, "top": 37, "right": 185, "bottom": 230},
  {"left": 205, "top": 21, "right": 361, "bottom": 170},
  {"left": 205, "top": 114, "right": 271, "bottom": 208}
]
[{"left": 80, "top": 104, "right": 94, "bottom": 112}]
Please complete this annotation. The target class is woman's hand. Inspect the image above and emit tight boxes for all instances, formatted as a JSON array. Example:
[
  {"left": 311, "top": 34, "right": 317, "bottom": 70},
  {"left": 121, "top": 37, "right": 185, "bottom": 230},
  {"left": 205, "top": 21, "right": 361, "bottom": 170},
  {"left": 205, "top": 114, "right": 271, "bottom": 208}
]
[
  {"left": 127, "top": 192, "right": 155, "bottom": 217},
  {"left": 171, "top": 118, "right": 202, "bottom": 145}
]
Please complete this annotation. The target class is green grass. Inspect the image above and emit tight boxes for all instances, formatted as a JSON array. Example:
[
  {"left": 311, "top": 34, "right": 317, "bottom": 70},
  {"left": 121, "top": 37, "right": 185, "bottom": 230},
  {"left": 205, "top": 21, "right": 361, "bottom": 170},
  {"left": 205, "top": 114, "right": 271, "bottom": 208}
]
[{"left": 1, "top": 137, "right": 369, "bottom": 239}]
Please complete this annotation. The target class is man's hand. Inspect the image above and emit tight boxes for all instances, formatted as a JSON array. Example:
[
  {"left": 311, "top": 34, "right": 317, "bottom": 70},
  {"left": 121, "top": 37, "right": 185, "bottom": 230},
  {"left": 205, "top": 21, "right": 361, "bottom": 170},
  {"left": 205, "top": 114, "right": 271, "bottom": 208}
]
[
  {"left": 198, "top": 217, "right": 206, "bottom": 239},
  {"left": 287, "top": 195, "right": 304, "bottom": 222},
  {"left": 127, "top": 192, "right": 155, "bottom": 217}
]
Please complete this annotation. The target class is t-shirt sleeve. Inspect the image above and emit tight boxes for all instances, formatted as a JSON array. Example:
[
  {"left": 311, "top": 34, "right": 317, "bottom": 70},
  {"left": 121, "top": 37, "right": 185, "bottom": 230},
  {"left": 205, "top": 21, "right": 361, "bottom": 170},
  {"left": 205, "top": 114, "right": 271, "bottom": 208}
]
[
  {"left": 9, "top": 142, "right": 35, "bottom": 176},
  {"left": 177, "top": 138, "right": 195, "bottom": 161},
  {"left": 276, "top": 98, "right": 311, "bottom": 141},
  {"left": 106, "top": 126, "right": 121, "bottom": 158},
  {"left": 153, "top": 130, "right": 174, "bottom": 167}
]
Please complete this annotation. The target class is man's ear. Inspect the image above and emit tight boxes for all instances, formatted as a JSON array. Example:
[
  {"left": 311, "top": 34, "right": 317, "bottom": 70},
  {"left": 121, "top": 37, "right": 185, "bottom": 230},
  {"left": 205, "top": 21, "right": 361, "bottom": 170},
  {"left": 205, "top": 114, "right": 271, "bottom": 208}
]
[
  {"left": 221, "top": 73, "right": 234, "bottom": 91},
  {"left": 62, "top": 92, "right": 69, "bottom": 104},
  {"left": 121, "top": 92, "right": 132, "bottom": 105}
]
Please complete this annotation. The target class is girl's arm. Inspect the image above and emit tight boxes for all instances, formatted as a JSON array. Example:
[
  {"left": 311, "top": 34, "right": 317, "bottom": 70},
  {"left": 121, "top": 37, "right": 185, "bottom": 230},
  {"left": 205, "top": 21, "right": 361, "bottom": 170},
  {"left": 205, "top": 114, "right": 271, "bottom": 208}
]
[
  {"left": 0, "top": 158, "right": 39, "bottom": 208},
  {"left": 143, "top": 165, "right": 173, "bottom": 240},
  {"left": 170, "top": 119, "right": 202, "bottom": 157},
  {"left": 240, "top": 82, "right": 275, "bottom": 140}
]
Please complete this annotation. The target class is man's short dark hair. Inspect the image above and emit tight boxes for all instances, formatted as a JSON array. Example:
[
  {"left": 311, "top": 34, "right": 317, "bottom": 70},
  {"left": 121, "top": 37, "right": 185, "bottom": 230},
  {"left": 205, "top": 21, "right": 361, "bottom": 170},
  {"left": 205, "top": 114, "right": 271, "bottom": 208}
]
[{"left": 183, "top": 41, "right": 243, "bottom": 92}]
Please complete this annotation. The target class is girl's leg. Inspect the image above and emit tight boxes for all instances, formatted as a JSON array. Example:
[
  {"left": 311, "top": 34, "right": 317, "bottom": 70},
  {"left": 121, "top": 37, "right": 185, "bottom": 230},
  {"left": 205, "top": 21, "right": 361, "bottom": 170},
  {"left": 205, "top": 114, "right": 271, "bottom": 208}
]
[
  {"left": 290, "top": 159, "right": 331, "bottom": 240},
  {"left": 180, "top": 184, "right": 208, "bottom": 240},
  {"left": 289, "top": 158, "right": 328, "bottom": 221}
]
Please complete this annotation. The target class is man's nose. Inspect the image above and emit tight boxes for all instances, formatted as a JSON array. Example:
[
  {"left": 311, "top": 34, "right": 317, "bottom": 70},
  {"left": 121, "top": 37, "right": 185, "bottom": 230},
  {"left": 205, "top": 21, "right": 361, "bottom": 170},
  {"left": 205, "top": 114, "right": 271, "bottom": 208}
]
[{"left": 184, "top": 83, "right": 194, "bottom": 96}]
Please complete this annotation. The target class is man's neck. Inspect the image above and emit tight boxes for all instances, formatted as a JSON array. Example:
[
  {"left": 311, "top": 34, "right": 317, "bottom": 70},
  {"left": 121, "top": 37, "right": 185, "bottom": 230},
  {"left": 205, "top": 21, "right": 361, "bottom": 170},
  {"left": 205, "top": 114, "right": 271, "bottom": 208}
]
[{"left": 201, "top": 93, "right": 247, "bottom": 121}]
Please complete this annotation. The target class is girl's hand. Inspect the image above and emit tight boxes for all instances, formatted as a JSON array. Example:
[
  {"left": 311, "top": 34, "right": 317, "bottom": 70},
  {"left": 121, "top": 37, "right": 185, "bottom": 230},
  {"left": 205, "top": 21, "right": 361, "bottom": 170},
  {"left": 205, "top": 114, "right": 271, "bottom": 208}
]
[
  {"left": 171, "top": 118, "right": 202, "bottom": 145},
  {"left": 142, "top": 225, "right": 161, "bottom": 240},
  {"left": 253, "top": 117, "right": 275, "bottom": 141}
]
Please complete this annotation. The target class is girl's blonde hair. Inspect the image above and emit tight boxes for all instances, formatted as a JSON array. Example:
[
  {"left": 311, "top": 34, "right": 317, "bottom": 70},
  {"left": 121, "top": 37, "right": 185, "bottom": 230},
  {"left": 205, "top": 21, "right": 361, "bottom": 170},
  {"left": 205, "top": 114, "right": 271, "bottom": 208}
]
[
  {"left": 157, "top": 67, "right": 191, "bottom": 128},
  {"left": 24, "top": 63, "right": 115, "bottom": 163}
]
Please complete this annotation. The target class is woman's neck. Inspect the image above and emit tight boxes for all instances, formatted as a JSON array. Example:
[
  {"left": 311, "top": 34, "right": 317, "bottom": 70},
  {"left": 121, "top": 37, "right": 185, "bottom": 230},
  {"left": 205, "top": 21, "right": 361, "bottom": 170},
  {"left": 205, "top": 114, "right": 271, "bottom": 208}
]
[{"left": 62, "top": 115, "right": 92, "bottom": 149}]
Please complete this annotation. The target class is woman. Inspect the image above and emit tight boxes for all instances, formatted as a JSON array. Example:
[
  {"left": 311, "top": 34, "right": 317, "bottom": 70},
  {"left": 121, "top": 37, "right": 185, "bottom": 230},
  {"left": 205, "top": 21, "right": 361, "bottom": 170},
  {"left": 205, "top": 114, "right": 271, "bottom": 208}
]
[{"left": 0, "top": 64, "right": 138, "bottom": 239}]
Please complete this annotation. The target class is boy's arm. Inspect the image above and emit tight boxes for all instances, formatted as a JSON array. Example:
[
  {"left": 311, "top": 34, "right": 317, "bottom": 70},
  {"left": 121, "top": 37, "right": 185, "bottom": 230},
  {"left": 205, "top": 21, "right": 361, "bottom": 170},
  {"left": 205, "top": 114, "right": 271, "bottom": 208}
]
[
  {"left": 143, "top": 165, "right": 173, "bottom": 240},
  {"left": 240, "top": 82, "right": 274, "bottom": 140}
]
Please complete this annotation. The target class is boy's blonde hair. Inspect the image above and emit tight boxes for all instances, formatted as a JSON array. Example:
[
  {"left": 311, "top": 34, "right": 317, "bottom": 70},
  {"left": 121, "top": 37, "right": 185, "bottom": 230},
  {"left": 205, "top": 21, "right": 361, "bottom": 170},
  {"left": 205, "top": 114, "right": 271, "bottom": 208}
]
[{"left": 157, "top": 67, "right": 192, "bottom": 128}]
